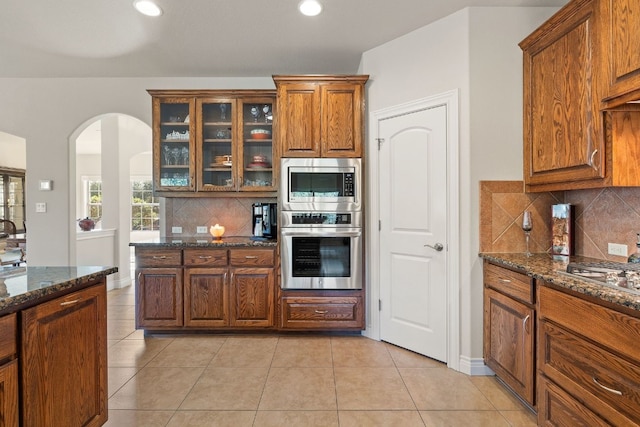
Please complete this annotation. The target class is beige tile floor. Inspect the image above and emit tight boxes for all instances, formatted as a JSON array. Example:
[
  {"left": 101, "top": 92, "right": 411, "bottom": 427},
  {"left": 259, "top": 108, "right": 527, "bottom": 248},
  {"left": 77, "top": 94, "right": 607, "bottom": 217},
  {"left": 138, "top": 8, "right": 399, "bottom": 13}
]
[{"left": 106, "top": 285, "right": 537, "bottom": 426}]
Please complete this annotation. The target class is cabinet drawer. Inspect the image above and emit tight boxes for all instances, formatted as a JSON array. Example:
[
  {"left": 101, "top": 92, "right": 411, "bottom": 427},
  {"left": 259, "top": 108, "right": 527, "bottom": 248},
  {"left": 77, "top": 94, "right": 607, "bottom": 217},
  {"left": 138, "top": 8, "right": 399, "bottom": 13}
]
[
  {"left": 230, "top": 249, "right": 274, "bottom": 267},
  {"left": 136, "top": 248, "right": 182, "bottom": 267},
  {"left": 281, "top": 296, "right": 363, "bottom": 329},
  {"left": 540, "top": 320, "right": 640, "bottom": 424},
  {"left": 0, "top": 313, "right": 16, "bottom": 362},
  {"left": 539, "top": 285, "right": 640, "bottom": 362},
  {"left": 184, "top": 249, "right": 227, "bottom": 267},
  {"left": 484, "top": 261, "right": 533, "bottom": 304},
  {"left": 538, "top": 375, "right": 609, "bottom": 427}
]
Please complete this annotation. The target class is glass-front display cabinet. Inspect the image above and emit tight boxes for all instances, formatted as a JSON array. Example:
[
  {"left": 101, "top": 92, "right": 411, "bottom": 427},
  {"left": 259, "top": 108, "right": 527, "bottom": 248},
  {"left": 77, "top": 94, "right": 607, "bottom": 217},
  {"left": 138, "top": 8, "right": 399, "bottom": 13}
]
[
  {"left": 149, "top": 90, "right": 276, "bottom": 195},
  {"left": 239, "top": 97, "right": 276, "bottom": 191},
  {"left": 197, "top": 98, "right": 235, "bottom": 191},
  {"left": 152, "top": 96, "right": 196, "bottom": 192}
]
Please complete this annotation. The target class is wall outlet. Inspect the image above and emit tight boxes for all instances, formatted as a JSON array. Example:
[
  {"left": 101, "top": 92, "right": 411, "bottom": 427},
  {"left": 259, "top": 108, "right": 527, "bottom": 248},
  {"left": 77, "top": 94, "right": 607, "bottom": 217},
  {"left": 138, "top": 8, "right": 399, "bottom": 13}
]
[
  {"left": 608, "top": 243, "right": 628, "bottom": 257},
  {"left": 171, "top": 226, "right": 182, "bottom": 234},
  {"left": 35, "top": 202, "right": 47, "bottom": 213},
  {"left": 196, "top": 226, "right": 207, "bottom": 234}
]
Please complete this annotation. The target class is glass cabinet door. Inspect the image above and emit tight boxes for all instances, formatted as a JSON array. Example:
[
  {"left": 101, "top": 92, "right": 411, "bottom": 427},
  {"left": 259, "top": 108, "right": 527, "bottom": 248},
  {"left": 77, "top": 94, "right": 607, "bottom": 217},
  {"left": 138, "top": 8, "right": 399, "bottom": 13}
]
[
  {"left": 197, "top": 99, "right": 235, "bottom": 191},
  {"left": 239, "top": 97, "right": 276, "bottom": 191},
  {"left": 155, "top": 98, "right": 195, "bottom": 191}
]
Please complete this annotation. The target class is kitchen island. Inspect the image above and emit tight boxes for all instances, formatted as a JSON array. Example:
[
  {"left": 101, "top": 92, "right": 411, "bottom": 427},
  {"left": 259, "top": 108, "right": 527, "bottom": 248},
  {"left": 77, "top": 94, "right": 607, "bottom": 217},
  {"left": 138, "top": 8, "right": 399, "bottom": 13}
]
[
  {"left": 480, "top": 253, "right": 640, "bottom": 426},
  {"left": 0, "top": 265, "right": 117, "bottom": 427}
]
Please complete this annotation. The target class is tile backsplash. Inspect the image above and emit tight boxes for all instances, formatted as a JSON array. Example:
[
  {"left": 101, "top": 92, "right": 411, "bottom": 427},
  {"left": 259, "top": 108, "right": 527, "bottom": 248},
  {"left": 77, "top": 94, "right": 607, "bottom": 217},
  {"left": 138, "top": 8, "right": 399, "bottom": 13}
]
[
  {"left": 163, "top": 197, "right": 277, "bottom": 238},
  {"left": 480, "top": 181, "right": 640, "bottom": 262}
]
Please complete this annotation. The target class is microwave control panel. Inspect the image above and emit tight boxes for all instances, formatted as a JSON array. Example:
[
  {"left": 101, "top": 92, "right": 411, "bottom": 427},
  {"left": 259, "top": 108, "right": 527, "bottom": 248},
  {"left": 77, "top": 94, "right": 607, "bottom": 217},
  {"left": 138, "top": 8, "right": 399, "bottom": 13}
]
[{"left": 343, "top": 173, "right": 355, "bottom": 196}]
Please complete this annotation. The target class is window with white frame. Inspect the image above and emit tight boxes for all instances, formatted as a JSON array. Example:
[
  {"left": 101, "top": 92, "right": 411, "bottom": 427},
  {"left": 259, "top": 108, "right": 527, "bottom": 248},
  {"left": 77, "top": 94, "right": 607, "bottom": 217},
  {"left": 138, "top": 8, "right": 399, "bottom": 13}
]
[
  {"left": 131, "top": 179, "right": 159, "bottom": 231},
  {"left": 87, "top": 180, "right": 102, "bottom": 222}
]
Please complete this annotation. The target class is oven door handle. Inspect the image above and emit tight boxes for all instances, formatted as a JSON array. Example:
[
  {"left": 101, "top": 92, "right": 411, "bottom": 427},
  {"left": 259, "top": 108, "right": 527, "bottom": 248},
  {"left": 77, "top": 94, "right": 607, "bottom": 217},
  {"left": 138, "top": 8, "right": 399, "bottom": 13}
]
[{"left": 281, "top": 229, "right": 362, "bottom": 238}]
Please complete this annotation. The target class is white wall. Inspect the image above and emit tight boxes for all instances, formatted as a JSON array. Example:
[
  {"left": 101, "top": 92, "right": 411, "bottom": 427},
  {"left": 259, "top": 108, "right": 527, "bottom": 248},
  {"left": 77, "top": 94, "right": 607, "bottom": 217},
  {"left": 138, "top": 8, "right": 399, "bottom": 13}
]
[
  {"left": 0, "top": 77, "right": 274, "bottom": 266},
  {"left": 360, "top": 7, "right": 558, "bottom": 367},
  {"left": 0, "top": 131, "right": 26, "bottom": 169}
]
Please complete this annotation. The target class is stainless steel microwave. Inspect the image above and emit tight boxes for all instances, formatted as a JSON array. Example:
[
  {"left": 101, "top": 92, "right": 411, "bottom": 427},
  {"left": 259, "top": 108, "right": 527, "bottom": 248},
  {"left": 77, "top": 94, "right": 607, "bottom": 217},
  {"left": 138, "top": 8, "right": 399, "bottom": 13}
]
[{"left": 280, "top": 158, "right": 361, "bottom": 211}]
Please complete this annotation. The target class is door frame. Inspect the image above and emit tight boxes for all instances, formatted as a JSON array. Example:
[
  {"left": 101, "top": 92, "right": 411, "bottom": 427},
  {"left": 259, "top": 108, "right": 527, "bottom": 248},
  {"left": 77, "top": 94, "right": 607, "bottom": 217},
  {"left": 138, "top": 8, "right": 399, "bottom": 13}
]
[{"left": 364, "top": 89, "right": 460, "bottom": 372}]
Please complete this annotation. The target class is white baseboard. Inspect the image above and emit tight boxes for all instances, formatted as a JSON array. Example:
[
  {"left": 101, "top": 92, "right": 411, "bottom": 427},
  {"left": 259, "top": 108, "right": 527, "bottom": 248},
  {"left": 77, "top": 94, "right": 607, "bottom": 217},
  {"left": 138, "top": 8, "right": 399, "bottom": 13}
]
[
  {"left": 107, "top": 274, "right": 132, "bottom": 291},
  {"left": 459, "top": 356, "right": 495, "bottom": 376}
]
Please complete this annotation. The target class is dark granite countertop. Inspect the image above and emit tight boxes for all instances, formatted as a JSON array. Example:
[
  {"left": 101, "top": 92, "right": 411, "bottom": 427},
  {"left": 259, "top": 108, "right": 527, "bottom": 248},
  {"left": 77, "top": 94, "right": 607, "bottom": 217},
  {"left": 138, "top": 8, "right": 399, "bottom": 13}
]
[
  {"left": 129, "top": 236, "right": 278, "bottom": 248},
  {"left": 0, "top": 265, "right": 118, "bottom": 315},
  {"left": 479, "top": 253, "right": 640, "bottom": 313}
]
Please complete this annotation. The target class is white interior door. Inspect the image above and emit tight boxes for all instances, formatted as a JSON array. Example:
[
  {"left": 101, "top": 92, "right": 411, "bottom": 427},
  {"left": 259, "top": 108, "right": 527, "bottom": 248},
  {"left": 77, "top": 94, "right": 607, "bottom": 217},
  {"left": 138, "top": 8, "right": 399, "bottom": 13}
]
[{"left": 379, "top": 105, "right": 448, "bottom": 362}]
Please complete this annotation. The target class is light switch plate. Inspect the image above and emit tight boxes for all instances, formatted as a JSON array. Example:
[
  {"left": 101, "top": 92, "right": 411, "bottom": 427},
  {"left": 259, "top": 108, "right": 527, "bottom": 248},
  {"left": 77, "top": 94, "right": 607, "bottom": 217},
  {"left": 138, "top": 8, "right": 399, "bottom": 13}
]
[
  {"left": 196, "top": 226, "right": 207, "bottom": 234},
  {"left": 35, "top": 202, "right": 47, "bottom": 213},
  {"left": 171, "top": 226, "right": 182, "bottom": 234}
]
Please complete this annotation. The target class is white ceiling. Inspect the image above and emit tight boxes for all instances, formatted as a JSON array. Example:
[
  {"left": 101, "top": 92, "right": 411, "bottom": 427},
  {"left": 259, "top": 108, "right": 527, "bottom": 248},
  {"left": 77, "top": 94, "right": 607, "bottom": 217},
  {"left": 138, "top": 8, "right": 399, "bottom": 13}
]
[{"left": 2, "top": 0, "right": 567, "bottom": 78}]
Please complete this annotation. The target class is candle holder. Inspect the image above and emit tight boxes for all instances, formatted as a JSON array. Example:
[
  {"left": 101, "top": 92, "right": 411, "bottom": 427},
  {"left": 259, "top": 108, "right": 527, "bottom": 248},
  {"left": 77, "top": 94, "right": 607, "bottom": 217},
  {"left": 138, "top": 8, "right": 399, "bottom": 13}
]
[{"left": 209, "top": 224, "right": 225, "bottom": 240}]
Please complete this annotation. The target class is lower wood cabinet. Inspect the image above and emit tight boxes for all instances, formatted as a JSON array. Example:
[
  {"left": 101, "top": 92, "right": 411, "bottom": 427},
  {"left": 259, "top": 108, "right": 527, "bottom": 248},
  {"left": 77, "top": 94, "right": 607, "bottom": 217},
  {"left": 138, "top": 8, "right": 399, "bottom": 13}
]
[
  {"left": 184, "top": 267, "right": 228, "bottom": 327},
  {"left": 135, "top": 246, "right": 276, "bottom": 330},
  {"left": 0, "top": 313, "right": 18, "bottom": 427},
  {"left": 483, "top": 261, "right": 535, "bottom": 407},
  {"left": 0, "top": 359, "right": 18, "bottom": 427},
  {"left": 281, "top": 292, "right": 364, "bottom": 330},
  {"left": 135, "top": 248, "right": 183, "bottom": 328},
  {"left": 21, "top": 283, "right": 107, "bottom": 427},
  {"left": 230, "top": 267, "right": 274, "bottom": 327},
  {"left": 538, "top": 284, "right": 640, "bottom": 426},
  {"left": 137, "top": 267, "right": 183, "bottom": 328}
]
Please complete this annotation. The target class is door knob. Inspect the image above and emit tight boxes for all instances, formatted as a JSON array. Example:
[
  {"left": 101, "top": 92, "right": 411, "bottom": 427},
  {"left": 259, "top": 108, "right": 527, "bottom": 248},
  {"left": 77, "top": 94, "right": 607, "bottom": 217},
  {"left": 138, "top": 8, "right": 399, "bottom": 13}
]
[{"left": 424, "top": 243, "right": 444, "bottom": 251}]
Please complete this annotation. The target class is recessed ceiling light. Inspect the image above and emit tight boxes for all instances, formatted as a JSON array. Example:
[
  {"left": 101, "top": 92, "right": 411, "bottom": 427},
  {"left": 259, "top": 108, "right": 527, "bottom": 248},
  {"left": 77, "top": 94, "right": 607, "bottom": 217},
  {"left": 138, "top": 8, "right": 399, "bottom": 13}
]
[
  {"left": 299, "top": 0, "right": 322, "bottom": 17},
  {"left": 133, "top": 0, "right": 163, "bottom": 17}
]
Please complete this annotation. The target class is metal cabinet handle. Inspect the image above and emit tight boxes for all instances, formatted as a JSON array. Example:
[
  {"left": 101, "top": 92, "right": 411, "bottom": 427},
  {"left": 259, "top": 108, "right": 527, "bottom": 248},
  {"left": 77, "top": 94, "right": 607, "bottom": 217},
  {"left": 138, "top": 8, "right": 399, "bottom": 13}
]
[
  {"left": 590, "top": 149, "right": 598, "bottom": 167},
  {"left": 314, "top": 310, "right": 328, "bottom": 314},
  {"left": 593, "top": 377, "right": 623, "bottom": 396},
  {"left": 499, "top": 278, "right": 512, "bottom": 283},
  {"left": 198, "top": 255, "right": 212, "bottom": 259},
  {"left": 152, "top": 255, "right": 167, "bottom": 260},
  {"left": 245, "top": 255, "right": 258, "bottom": 259},
  {"left": 424, "top": 243, "right": 444, "bottom": 252},
  {"left": 522, "top": 315, "right": 530, "bottom": 334},
  {"left": 60, "top": 299, "right": 81, "bottom": 306}
]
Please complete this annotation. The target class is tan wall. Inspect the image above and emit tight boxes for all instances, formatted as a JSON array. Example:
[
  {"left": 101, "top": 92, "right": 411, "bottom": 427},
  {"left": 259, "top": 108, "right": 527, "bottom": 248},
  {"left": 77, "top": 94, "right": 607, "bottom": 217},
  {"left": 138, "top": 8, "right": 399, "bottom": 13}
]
[
  {"left": 164, "top": 197, "right": 276, "bottom": 238},
  {"left": 480, "top": 181, "right": 640, "bottom": 262}
]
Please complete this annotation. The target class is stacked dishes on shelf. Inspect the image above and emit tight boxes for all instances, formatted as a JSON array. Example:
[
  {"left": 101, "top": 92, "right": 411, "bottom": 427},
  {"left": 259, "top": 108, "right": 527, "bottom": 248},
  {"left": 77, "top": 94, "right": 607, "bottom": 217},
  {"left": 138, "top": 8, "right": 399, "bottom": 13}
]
[{"left": 211, "top": 154, "right": 232, "bottom": 167}]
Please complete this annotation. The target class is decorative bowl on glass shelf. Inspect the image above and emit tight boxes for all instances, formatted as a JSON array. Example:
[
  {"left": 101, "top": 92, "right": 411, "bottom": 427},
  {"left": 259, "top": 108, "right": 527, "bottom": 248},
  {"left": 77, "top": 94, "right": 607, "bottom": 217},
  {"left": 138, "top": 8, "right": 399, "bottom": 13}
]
[{"left": 250, "top": 129, "right": 271, "bottom": 139}]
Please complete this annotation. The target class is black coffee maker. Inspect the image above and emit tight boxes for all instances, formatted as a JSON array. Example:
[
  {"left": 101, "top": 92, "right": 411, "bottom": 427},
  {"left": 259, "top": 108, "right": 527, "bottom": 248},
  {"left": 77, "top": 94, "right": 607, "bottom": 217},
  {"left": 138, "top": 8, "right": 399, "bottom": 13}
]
[{"left": 252, "top": 203, "right": 277, "bottom": 239}]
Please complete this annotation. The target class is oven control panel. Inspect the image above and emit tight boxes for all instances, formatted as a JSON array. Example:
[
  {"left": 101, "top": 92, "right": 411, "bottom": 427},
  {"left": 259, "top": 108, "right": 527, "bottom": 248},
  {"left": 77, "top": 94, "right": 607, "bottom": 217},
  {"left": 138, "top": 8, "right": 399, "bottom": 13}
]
[
  {"left": 291, "top": 212, "right": 352, "bottom": 225},
  {"left": 281, "top": 210, "right": 362, "bottom": 228}
]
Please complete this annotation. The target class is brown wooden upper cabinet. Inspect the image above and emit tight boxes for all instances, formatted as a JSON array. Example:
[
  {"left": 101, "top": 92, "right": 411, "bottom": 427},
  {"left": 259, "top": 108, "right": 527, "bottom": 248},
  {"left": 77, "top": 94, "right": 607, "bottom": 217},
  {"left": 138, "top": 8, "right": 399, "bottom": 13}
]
[
  {"left": 520, "top": 0, "right": 640, "bottom": 192},
  {"left": 148, "top": 90, "right": 277, "bottom": 196},
  {"left": 600, "top": 0, "right": 640, "bottom": 107},
  {"left": 273, "top": 75, "right": 369, "bottom": 158}
]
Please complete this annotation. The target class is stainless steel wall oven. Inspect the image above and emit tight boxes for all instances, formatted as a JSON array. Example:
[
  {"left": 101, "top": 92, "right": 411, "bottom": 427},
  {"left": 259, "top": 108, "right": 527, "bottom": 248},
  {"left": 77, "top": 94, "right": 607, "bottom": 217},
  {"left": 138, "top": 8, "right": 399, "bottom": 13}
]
[{"left": 280, "top": 211, "right": 362, "bottom": 289}]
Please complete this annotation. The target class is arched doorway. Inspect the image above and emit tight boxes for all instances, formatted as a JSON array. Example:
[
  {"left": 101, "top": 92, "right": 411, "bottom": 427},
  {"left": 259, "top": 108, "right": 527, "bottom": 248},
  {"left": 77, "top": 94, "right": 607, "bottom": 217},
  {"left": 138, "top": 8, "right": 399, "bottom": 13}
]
[{"left": 70, "top": 114, "right": 154, "bottom": 290}]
